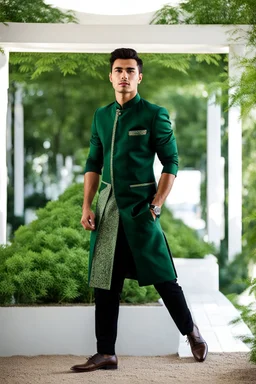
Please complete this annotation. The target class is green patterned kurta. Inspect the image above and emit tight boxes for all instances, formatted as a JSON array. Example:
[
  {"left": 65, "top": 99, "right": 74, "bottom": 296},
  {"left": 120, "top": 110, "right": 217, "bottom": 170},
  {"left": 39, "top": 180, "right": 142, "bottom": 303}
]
[{"left": 85, "top": 94, "right": 179, "bottom": 290}]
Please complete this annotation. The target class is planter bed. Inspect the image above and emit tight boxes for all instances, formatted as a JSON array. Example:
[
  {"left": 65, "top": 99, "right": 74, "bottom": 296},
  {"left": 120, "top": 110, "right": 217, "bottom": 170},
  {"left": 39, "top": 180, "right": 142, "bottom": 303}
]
[{"left": 0, "top": 304, "right": 179, "bottom": 356}]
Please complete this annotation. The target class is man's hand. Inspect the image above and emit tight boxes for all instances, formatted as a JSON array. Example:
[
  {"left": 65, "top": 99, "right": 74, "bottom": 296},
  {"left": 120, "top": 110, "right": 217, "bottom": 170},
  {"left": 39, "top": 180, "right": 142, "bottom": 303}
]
[
  {"left": 81, "top": 172, "right": 100, "bottom": 231},
  {"left": 150, "top": 209, "right": 157, "bottom": 221},
  {"left": 81, "top": 208, "right": 96, "bottom": 231}
]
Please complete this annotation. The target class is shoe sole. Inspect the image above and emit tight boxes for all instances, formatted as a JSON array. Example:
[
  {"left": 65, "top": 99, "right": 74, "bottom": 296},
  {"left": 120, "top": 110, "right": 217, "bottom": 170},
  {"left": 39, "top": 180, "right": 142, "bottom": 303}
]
[{"left": 71, "top": 365, "right": 118, "bottom": 372}]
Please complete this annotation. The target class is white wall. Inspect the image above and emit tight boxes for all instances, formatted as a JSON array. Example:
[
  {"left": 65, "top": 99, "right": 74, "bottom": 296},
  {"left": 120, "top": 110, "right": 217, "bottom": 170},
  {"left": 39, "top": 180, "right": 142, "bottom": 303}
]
[{"left": 0, "top": 305, "right": 179, "bottom": 357}]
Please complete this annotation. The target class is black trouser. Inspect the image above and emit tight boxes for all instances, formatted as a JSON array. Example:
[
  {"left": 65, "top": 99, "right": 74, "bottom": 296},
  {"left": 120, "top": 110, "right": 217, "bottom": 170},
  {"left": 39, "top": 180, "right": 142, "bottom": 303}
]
[{"left": 94, "top": 220, "right": 194, "bottom": 355}]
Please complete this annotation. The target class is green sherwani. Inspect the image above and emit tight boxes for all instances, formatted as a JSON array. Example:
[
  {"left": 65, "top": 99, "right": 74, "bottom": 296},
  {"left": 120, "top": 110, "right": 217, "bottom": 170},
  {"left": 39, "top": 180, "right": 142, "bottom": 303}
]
[{"left": 84, "top": 93, "right": 178, "bottom": 290}]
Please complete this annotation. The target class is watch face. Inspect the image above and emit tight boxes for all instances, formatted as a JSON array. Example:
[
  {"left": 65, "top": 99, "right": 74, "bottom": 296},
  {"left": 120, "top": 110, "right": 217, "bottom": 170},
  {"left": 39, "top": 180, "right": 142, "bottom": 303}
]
[
  {"left": 154, "top": 206, "right": 161, "bottom": 216},
  {"left": 150, "top": 205, "right": 161, "bottom": 216}
]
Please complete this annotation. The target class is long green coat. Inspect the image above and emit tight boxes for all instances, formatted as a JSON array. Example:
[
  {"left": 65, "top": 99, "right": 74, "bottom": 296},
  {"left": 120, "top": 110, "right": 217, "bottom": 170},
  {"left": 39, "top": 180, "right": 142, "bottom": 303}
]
[{"left": 84, "top": 93, "right": 179, "bottom": 290}]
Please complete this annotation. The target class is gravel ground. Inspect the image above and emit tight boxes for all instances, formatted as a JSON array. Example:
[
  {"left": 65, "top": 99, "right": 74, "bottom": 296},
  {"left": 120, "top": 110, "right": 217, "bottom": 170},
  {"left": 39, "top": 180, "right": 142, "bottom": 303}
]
[{"left": 1, "top": 353, "right": 256, "bottom": 384}]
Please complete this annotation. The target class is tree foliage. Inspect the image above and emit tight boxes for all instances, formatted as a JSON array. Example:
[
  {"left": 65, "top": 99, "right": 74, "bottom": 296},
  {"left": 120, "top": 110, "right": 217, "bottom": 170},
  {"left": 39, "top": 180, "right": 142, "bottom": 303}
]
[
  {"left": 242, "top": 114, "right": 256, "bottom": 263},
  {"left": 152, "top": 0, "right": 255, "bottom": 25},
  {"left": 10, "top": 53, "right": 108, "bottom": 81},
  {"left": 0, "top": 0, "right": 76, "bottom": 23},
  {"left": 152, "top": 0, "right": 256, "bottom": 116}
]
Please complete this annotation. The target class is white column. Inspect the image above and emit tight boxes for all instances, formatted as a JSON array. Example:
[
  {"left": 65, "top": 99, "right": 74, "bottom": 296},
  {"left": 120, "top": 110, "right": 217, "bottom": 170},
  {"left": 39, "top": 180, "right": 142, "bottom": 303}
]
[
  {"left": 14, "top": 84, "right": 24, "bottom": 217},
  {"left": 207, "top": 93, "right": 222, "bottom": 249},
  {"left": 7, "top": 93, "right": 13, "bottom": 179},
  {"left": 0, "top": 51, "right": 9, "bottom": 244},
  {"left": 220, "top": 157, "right": 225, "bottom": 240},
  {"left": 228, "top": 45, "right": 245, "bottom": 261}
]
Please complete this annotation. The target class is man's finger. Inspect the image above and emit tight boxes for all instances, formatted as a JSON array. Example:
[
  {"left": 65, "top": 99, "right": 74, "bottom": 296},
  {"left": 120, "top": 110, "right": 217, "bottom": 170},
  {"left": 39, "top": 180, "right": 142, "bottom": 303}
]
[
  {"left": 81, "top": 219, "right": 90, "bottom": 230},
  {"left": 89, "top": 218, "right": 95, "bottom": 228},
  {"left": 80, "top": 214, "right": 96, "bottom": 231}
]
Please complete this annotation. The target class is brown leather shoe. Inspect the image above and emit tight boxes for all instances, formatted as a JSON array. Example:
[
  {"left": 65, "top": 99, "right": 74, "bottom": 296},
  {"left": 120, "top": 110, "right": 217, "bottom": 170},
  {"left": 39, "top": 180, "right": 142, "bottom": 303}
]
[
  {"left": 187, "top": 324, "right": 208, "bottom": 362},
  {"left": 70, "top": 353, "right": 118, "bottom": 372}
]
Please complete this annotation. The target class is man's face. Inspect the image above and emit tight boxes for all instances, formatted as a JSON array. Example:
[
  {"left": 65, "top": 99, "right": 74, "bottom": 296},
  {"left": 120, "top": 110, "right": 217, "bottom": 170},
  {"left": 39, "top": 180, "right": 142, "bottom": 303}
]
[{"left": 109, "top": 59, "right": 143, "bottom": 95}]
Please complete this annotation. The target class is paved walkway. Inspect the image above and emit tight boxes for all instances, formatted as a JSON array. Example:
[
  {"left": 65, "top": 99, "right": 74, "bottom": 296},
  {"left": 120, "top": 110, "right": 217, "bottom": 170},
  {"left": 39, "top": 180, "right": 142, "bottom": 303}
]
[{"left": 178, "top": 290, "right": 251, "bottom": 357}]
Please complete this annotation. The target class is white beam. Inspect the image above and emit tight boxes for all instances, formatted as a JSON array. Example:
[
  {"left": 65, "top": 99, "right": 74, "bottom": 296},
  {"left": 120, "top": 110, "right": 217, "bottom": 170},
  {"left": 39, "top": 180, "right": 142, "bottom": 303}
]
[
  {"left": 0, "top": 51, "right": 9, "bottom": 244},
  {"left": 207, "top": 93, "right": 222, "bottom": 249},
  {"left": 0, "top": 24, "right": 249, "bottom": 53},
  {"left": 228, "top": 45, "right": 245, "bottom": 261}
]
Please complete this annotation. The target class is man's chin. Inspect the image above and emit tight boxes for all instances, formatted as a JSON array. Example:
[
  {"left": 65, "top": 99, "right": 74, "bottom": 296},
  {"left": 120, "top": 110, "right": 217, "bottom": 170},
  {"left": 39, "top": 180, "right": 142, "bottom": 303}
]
[{"left": 117, "top": 88, "right": 130, "bottom": 94}]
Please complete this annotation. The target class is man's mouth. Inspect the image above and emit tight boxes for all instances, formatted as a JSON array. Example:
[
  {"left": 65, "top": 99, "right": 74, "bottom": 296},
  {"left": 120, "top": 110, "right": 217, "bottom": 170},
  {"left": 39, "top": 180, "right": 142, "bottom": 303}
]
[{"left": 119, "top": 82, "right": 129, "bottom": 86}]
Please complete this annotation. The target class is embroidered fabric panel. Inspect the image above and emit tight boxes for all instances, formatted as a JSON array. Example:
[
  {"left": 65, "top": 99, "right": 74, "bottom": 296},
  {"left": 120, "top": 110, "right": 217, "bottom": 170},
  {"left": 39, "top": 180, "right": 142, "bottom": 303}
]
[
  {"left": 95, "top": 184, "right": 111, "bottom": 228},
  {"left": 89, "top": 191, "right": 119, "bottom": 290}
]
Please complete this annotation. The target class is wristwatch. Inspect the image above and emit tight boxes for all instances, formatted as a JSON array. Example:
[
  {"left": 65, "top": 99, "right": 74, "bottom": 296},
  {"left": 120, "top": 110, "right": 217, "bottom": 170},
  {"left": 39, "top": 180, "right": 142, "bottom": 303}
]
[{"left": 149, "top": 204, "right": 161, "bottom": 217}]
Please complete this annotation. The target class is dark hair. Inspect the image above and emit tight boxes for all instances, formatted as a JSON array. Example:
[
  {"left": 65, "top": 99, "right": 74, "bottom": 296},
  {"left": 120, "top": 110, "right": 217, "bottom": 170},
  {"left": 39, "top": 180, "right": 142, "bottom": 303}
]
[{"left": 110, "top": 48, "right": 143, "bottom": 73}]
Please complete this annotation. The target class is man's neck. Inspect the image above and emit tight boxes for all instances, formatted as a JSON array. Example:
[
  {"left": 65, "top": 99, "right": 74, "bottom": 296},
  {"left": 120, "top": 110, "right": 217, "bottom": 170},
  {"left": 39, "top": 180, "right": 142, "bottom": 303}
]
[{"left": 115, "top": 92, "right": 137, "bottom": 107}]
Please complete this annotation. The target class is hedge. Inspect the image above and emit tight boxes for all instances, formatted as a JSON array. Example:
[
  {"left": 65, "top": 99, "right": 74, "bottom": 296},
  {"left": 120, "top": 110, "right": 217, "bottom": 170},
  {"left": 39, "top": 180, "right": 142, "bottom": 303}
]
[{"left": 0, "top": 183, "right": 214, "bottom": 305}]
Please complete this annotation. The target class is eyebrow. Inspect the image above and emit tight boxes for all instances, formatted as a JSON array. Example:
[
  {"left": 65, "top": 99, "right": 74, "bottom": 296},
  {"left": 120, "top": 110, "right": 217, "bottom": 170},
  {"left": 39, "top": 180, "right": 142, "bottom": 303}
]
[{"left": 114, "top": 66, "right": 136, "bottom": 70}]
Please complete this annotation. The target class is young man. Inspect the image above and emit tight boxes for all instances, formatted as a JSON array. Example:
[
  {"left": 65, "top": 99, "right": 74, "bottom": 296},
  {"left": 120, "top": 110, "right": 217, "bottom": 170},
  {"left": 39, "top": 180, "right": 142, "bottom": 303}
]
[{"left": 71, "top": 48, "right": 208, "bottom": 372}]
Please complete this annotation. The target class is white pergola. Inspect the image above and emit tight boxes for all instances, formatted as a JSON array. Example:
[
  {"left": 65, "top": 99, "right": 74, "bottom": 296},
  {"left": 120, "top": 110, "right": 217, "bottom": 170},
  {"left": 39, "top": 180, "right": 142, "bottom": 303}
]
[{"left": 0, "top": 23, "right": 248, "bottom": 260}]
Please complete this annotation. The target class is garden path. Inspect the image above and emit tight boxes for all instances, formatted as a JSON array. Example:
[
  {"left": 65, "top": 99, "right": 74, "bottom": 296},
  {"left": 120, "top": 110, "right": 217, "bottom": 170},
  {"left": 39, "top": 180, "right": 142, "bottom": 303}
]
[{"left": 0, "top": 353, "right": 255, "bottom": 384}]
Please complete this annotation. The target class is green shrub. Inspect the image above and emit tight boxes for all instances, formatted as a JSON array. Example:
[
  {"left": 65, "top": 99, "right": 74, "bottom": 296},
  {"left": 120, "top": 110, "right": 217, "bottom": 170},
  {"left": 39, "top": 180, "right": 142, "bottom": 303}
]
[
  {"left": 219, "top": 252, "right": 250, "bottom": 295},
  {"left": 160, "top": 206, "right": 215, "bottom": 258},
  {"left": 227, "top": 281, "right": 256, "bottom": 364},
  {"left": 0, "top": 183, "right": 93, "bottom": 305},
  {"left": 246, "top": 279, "right": 256, "bottom": 363},
  {"left": 121, "top": 280, "right": 160, "bottom": 304},
  {"left": 0, "top": 183, "right": 214, "bottom": 305}
]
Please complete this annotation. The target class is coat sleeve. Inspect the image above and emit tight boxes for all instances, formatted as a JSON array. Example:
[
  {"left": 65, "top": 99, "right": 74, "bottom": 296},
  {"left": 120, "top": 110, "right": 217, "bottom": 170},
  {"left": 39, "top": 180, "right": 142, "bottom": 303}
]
[
  {"left": 152, "top": 107, "right": 178, "bottom": 176},
  {"left": 84, "top": 110, "right": 103, "bottom": 175}
]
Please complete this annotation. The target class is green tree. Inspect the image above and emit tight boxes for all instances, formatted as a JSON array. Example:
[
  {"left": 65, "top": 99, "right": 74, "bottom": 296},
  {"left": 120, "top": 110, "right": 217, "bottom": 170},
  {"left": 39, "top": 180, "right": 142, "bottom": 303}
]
[
  {"left": 152, "top": 0, "right": 256, "bottom": 114},
  {"left": 152, "top": 0, "right": 255, "bottom": 25},
  {"left": 0, "top": 0, "right": 76, "bottom": 23}
]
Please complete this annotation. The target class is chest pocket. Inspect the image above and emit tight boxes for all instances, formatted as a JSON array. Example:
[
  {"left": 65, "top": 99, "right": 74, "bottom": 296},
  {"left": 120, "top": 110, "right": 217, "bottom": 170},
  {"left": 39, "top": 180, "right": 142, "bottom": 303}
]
[{"left": 127, "top": 128, "right": 150, "bottom": 152}]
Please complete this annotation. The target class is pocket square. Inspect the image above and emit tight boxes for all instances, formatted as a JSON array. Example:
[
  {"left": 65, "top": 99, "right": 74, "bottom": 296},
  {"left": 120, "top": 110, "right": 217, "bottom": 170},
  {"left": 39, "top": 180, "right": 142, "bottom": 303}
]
[{"left": 128, "top": 130, "right": 147, "bottom": 136}]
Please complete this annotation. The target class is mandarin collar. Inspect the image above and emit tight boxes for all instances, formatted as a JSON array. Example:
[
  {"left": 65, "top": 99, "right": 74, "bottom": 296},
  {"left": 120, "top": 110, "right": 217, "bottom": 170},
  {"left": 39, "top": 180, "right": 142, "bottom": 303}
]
[{"left": 115, "top": 93, "right": 141, "bottom": 110}]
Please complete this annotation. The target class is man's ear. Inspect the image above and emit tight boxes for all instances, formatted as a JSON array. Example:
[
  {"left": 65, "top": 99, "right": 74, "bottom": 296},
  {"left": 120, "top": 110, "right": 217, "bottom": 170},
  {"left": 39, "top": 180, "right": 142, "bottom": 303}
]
[
  {"left": 109, "top": 73, "right": 112, "bottom": 83},
  {"left": 138, "top": 73, "right": 143, "bottom": 84}
]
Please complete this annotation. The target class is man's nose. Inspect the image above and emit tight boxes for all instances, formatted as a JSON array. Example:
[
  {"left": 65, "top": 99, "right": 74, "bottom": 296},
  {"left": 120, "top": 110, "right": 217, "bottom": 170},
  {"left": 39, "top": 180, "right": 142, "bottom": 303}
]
[{"left": 121, "top": 71, "right": 128, "bottom": 79}]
